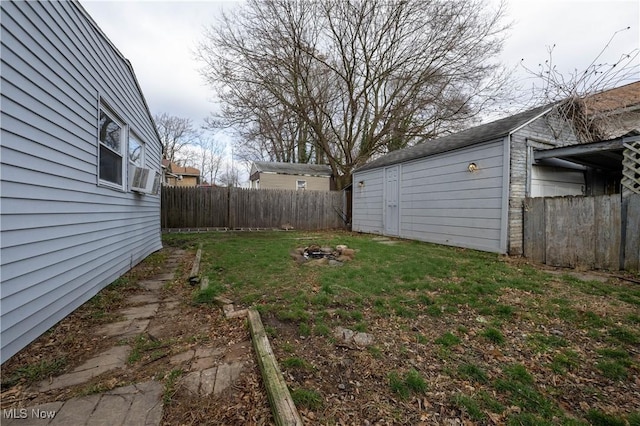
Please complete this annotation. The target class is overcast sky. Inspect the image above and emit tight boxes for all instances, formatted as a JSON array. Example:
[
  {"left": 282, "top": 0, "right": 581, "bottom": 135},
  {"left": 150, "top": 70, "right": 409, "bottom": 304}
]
[{"left": 81, "top": 0, "right": 640, "bottom": 137}]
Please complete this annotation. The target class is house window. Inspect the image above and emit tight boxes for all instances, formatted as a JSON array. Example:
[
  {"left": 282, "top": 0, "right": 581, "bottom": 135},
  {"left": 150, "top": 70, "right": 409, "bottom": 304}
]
[
  {"left": 297, "top": 179, "right": 307, "bottom": 190},
  {"left": 98, "top": 107, "right": 124, "bottom": 187},
  {"left": 129, "top": 133, "right": 144, "bottom": 167}
]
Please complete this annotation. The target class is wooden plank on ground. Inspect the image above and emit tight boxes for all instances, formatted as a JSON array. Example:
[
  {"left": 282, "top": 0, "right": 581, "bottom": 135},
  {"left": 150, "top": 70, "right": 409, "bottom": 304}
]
[{"left": 247, "top": 309, "right": 303, "bottom": 426}]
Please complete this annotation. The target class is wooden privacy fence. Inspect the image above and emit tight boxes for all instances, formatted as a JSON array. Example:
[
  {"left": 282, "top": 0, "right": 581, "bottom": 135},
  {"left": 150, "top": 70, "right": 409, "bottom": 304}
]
[
  {"left": 162, "top": 186, "right": 346, "bottom": 230},
  {"left": 524, "top": 193, "right": 640, "bottom": 271}
]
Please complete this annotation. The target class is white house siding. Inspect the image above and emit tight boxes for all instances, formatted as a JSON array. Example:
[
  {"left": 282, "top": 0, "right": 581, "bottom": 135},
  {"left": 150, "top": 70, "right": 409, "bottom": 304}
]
[
  {"left": 398, "top": 140, "right": 507, "bottom": 253},
  {"left": 0, "top": 1, "right": 162, "bottom": 363},
  {"left": 352, "top": 169, "right": 385, "bottom": 234},
  {"left": 530, "top": 165, "right": 585, "bottom": 197}
]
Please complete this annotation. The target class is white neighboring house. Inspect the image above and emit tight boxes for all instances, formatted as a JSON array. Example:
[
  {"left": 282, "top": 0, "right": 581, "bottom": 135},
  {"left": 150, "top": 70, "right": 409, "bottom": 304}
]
[{"left": 0, "top": 0, "right": 163, "bottom": 364}]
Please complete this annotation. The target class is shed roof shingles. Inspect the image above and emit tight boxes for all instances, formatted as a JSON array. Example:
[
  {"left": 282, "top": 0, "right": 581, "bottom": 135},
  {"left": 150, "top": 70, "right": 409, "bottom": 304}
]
[
  {"left": 357, "top": 103, "right": 554, "bottom": 172},
  {"left": 254, "top": 161, "right": 332, "bottom": 177}
]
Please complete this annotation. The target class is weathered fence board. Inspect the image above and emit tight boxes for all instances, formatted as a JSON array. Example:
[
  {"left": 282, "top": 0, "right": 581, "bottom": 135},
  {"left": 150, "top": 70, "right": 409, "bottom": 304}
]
[
  {"left": 162, "top": 187, "right": 345, "bottom": 230},
  {"left": 524, "top": 193, "right": 638, "bottom": 271},
  {"left": 595, "top": 195, "right": 621, "bottom": 270},
  {"left": 624, "top": 195, "right": 640, "bottom": 271},
  {"left": 523, "top": 197, "right": 546, "bottom": 264}
]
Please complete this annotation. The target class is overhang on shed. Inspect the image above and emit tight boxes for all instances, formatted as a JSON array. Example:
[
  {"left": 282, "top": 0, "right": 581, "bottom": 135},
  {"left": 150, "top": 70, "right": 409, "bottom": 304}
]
[{"left": 534, "top": 133, "right": 640, "bottom": 197}]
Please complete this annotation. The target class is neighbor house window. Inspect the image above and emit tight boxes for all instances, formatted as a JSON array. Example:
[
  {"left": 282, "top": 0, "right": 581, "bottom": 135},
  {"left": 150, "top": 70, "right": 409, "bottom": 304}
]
[
  {"left": 98, "top": 107, "right": 124, "bottom": 187},
  {"left": 297, "top": 179, "right": 307, "bottom": 190},
  {"left": 128, "top": 133, "right": 144, "bottom": 167}
]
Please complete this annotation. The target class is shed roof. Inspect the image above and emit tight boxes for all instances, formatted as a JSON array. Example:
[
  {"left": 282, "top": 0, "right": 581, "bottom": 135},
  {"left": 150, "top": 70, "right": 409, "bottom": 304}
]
[
  {"left": 356, "top": 103, "right": 554, "bottom": 172},
  {"left": 252, "top": 161, "right": 332, "bottom": 177}
]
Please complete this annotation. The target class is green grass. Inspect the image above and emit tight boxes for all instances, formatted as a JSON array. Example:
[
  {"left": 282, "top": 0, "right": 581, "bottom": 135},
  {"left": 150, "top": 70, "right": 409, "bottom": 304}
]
[
  {"left": 457, "top": 363, "right": 488, "bottom": 383},
  {"left": 1, "top": 357, "right": 67, "bottom": 388},
  {"left": 290, "top": 388, "right": 323, "bottom": 410},
  {"left": 160, "top": 231, "right": 640, "bottom": 422},
  {"left": 388, "top": 369, "right": 427, "bottom": 399},
  {"left": 435, "top": 331, "right": 461, "bottom": 347},
  {"left": 527, "top": 333, "right": 568, "bottom": 352},
  {"left": 481, "top": 327, "right": 505, "bottom": 344},
  {"left": 127, "top": 334, "right": 169, "bottom": 364},
  {"left": 193, "top": 284, "right": 220, "bottom": 304},
  {"left": 495, "top": 364, "right": 559, "bottom": 420},
  {"left": 281, "top": 357, "right": 312, "bottom": 369},
  {"left": 550, "top": 349, "right": 581, "bottom": 374},
  {"left": 585, "top": 409, "right": 627, "bottom": 426},
  {"left": 453, "top": 393, "right": 485, "bottom": 421},
  {"left": 595, "top": 346, "right": 633, "bottom": 380},
  {"left": 163, "top": 369, "right": 184, "bottom": 405}
]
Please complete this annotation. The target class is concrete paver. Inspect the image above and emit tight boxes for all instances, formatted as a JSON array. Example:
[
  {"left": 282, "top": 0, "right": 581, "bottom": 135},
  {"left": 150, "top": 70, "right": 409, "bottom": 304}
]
[
  {"left": 2, "top": 382, "right": 163, "bottom": 426},
  {"left": 97, "top": 319, "right": 150, "bottom": 338},
  {"left": 138, "top": 280, "right": 165, "bottom": 291},
  {"left": 35, "top": 346, "right": 130, "bottom": 392},
  {"left": 120, "top": 304, "right": 159, "bottom": 321},
  {"left": 49, "top": 396, "right": 98, "bottom": 425},
  {"left": 128, "top": 294, "right": 161, "bottom": 305}
]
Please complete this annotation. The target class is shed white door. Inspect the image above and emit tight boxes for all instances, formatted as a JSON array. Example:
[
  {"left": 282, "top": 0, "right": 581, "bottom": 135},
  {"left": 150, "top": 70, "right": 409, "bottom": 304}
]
[{"left": 384, "top": 166, "right": 399, "bottom": 235}]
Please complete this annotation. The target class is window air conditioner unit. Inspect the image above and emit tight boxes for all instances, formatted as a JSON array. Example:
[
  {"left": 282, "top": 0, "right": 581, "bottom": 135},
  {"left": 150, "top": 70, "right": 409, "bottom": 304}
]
[{"left": 129, "top": 165, "right": 161, "bottom": 194}]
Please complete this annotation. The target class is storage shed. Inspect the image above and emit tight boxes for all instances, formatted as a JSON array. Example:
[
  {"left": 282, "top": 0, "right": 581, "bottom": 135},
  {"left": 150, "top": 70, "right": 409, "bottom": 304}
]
[
  {"left": 1, "top": 0, "right": 163, "bottom": 363},
  {"left": 352, "top": 104, "right": 581, "bottom": 255}
]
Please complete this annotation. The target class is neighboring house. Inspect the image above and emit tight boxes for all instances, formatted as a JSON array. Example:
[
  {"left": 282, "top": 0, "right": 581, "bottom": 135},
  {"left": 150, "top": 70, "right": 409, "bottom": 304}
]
[
  {"left": 250, "top": 161, "right": 333, "bottom": 190},
  {"left": 352, "top": 85, "right": 640, "bottom": 256},
  {"left": 162, "top": 159, "right": 201, "bottom": 187},
  {"left": 0, "top": 1, "right": 163, "bottom": 363}
]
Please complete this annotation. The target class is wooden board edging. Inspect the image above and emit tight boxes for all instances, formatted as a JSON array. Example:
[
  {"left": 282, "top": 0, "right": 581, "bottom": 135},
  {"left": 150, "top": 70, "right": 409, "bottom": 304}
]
[{"left": 247, "top": 309, "right": 303, "bottom": 426}]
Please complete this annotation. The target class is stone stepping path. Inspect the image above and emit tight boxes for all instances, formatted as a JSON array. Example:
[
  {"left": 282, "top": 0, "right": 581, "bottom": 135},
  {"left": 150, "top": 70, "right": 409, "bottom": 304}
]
[
  {"left": 372, "top": 236, "right": 400, "bottom": 245},
  {"left": 180, "top": 362, "right": 245, "bottom": 396},
  {"left": 34, "top": 345, "right": 130, "bottom": 392},
  {"left": 9, "top": 247, "right": 254, "bottom": 425},
  {"left": 2, "top": 381, "right": 163, "bottom": 426}
]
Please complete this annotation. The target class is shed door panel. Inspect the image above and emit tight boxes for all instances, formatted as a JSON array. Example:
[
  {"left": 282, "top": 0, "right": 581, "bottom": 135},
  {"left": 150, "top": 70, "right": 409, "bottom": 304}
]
[{"left": 385, "top": 166, "right": 399, "bottom": 235}]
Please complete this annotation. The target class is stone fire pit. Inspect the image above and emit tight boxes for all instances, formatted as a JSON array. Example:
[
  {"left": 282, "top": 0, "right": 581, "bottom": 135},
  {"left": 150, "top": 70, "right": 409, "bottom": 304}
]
[{"left": 289, "top": 244, "right": 356, "bottom": 266}]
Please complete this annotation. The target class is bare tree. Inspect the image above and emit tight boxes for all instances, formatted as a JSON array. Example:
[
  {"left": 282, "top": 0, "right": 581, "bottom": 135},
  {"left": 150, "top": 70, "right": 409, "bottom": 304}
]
[
  {"left": 521, "top": 27, "right": 639, "bottom": 142},
  {"left": 218, "top": 161, "right": 242, "bottom": 187},
  {"left": 197, "top": 0, "right": 511, "bottom": 188},
  {"left": 154, "top": 113, "right": 202, "bottom": 163}
]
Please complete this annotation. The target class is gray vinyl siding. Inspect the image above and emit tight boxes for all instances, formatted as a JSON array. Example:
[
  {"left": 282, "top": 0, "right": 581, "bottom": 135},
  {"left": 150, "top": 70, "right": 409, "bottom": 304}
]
[
  {"left": 398, "top": 140, "right": 507, "bottom": 253},
  {"left": 352, "top": 169, "right": 385, "bottom": 234},
  {"left": 0, "top": 1, "right": 162, "bottom": 364}
]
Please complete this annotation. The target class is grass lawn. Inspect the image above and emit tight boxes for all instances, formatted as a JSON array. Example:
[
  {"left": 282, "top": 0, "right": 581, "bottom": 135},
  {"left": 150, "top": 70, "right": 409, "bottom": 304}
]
[{"left": 164, "top": 230, "right": 640, "bottom": 425}]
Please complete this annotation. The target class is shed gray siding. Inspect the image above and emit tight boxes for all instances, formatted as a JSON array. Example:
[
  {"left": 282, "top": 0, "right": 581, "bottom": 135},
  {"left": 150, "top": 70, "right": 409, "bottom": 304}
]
[
  {"left": 399, "top": 140, "right": 507, "bottom": 252},
  {"left": 353, "top": 140, "right": 508, "bottom": 253},
  {"left": 0, "top": 1, "right": 162, "bottom": 363},
  {"left": 352, "top": 169, "right": 385, "bottom": 234}
]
